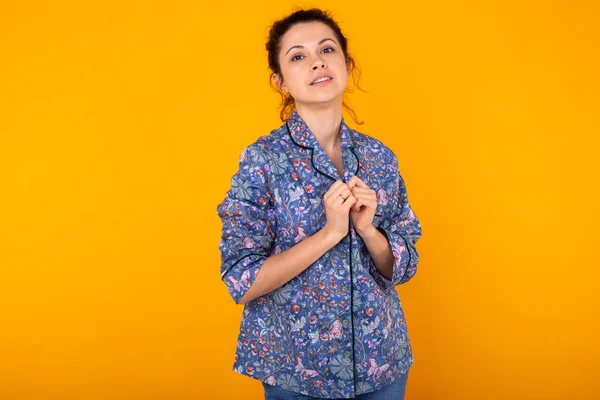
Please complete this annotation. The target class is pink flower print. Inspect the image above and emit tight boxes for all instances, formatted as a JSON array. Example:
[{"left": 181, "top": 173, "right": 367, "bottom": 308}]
[
  {"left": 392, "top": 241, "right": 407, "bottom": 254},
  {"left": 242, "top": 236, "right": 255, "bottom": 248},
  {"left": 367, "top": 359, "right": 389, "bottom": 378},
  {"left": 295, "top": 226, "right": 307, "bottom": 243},
  {"left": 295, "top": 357, "right": 318, "bottom": 381},
  {"left": 227, "top": 269, "right": 250, "bottom": 292},
  {"left": 329, "top": 319, "right": 343, "bottom": 340},
  {"left": 294, "top": 206, "right": 308, "bottom": 217},
  {"left": 272, "top": 244, "right": 282, "bottom": 255},
  {"left": 376, "top": 187, "right": 388, "bottom": 205}
]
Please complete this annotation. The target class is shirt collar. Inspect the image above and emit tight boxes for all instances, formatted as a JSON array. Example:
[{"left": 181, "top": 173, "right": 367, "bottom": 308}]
[
  {"left": 285, "top": 108, "right": 360, "bottom": 182},
  {"left": 286, "top": 108, "right": 355, "bottom": 151}
]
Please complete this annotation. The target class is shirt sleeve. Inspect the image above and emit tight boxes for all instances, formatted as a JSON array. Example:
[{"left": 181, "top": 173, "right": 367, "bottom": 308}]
[
  {"left": 216, "top": 144, "right": 276, "bottom": 304},
  {"left": 369, "top": 159, "right": 422, "bottom": 291}
]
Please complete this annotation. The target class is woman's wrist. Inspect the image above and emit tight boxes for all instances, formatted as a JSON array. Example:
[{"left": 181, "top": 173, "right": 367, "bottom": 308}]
[
  {"left": 356, "top": 224, "right": 378, "bottom": 240},
  {"left": 320, "top": 225, "right": 345, "bottom": 247}
]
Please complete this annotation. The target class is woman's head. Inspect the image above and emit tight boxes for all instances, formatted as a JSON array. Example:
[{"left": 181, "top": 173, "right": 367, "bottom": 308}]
[{"left": 266, "top": 8, "right": 364, "bottom": 124}]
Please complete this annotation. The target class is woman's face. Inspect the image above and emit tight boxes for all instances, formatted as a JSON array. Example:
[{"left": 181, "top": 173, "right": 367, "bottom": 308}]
[{"left": 276, "top": 21, "right": 349, "bottom": 107}]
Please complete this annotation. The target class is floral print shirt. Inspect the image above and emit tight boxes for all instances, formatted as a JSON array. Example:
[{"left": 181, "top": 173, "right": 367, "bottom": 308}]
[{"left": 216, "top": 109, "right": 422, "bottom": 399}]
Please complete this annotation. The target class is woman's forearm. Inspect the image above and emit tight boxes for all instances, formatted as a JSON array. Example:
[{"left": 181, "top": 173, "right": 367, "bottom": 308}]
[
  {"left": 358, "top": 225, "right": 395, "bottom": 280},
  {"left": 237, "top": 227, "right": 341, "bottom": 304}
]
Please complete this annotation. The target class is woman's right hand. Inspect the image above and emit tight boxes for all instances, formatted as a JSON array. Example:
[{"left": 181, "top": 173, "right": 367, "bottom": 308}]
[{"left": 322, "top": 180, "right": 357, "bottom": 243}]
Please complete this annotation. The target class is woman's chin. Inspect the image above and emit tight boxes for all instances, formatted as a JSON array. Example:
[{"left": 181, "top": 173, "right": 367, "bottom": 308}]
[{"left": 308, "top": 92, "right": 344, "bottom": 105}]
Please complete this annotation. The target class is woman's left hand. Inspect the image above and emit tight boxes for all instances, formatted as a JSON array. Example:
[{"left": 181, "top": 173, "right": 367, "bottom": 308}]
[{"left": 347, "top": 176, "right": 378, "bottom": 237}]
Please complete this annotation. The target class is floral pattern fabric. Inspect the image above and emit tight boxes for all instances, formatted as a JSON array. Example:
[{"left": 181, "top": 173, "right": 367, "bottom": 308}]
[{"left": 216, "top": 109, "right": 422, "bottom": 399}]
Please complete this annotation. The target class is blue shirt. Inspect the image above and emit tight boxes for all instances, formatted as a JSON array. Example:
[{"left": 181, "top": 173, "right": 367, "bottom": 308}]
[{"left": 216, "top": 109, "right": 422, "bottom": 398}]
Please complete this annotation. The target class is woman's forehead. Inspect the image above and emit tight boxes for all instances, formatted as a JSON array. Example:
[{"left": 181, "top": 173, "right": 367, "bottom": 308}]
[{"left": 280, "top": 21, "right": 337, "bottom": 49}]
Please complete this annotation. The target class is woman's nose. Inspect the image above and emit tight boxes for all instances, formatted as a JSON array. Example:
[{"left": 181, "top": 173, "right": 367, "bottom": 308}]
[{"left": 312, "top": 60, "right": 326, "bottom": 70}]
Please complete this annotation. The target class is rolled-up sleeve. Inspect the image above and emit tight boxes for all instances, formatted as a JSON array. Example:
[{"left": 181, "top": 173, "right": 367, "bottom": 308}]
[
  {"left": 370, "top": 159, "right": 422, "bottom": 291},
  {"left": 216, "top": 144, "right": 276, "bottom": 304}
]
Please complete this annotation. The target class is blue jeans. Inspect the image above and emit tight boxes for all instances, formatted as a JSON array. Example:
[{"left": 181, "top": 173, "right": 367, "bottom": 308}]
[{"left": 263, "top": 371, "right": 409, "bottom": 400}]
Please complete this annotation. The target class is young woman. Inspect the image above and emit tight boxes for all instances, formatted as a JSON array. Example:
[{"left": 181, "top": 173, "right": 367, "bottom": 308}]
[{"left": 217, "top": 8, "right": 422, "bottom": 400}]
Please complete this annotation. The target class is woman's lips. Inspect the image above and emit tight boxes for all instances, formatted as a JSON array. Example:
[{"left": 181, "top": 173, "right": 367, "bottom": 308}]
[{"left": 310, "top": 77, "right": 333, "bottom": 86}]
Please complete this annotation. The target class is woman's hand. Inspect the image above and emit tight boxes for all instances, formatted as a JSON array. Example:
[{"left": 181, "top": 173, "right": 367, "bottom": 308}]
[
  {"left": 322, "top": 180, "right": 357, "bottom": 242},
  {"left": 347, "top": 176, "right": 378, "bottom": 238}
]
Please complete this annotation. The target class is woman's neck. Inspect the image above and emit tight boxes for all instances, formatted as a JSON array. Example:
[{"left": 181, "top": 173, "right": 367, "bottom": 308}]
[{"left": 294, "top": 101, "right": 343, "bottom": 153}]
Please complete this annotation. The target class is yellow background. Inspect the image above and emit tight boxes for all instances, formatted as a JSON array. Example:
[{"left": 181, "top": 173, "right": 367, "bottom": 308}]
[{"left": 1, "top": 1, "right": 598, "bottom": 399}]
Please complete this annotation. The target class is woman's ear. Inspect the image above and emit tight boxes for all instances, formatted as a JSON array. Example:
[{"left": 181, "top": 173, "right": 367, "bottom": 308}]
[{"left": 273, "top": 73, "right": 287, "bottom": 92}]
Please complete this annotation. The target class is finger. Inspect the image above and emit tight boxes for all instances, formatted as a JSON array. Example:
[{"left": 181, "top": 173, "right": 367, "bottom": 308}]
[
  {"left": 335, "top": 191, "right": 352, "bottom": 209},
  {"left": 330, "top": 184, "right": 351, "bottom": 203},
  {"left": 356, "top": 177, "right": 369, "bottom": 189},
  {"left": 347, "top": 176, "right": 359, "bottom": 190},
  {"left": 353, "top": 197, "right": 365, "bottom": 212},
  {"left": 353, "top": 190, "right": 377, "bottom": 210},
  {"left": 351, "top": 187, "right": 372, "bottom": 196},
  {"left": 326, "top": 185, "right": 345, "bottom": 205},
  {"left": 342, "top": 195, "right": 357, "bottom": 211},
  {"left": 333, "top": 190, "right": 352, "bottom": 208},
  {"left": 350, "top": 188, "right": 374, "bottom": 201},
  {"left": 352, "top": 188, "right": 377, "bottom": 203},
  {"left": 352, "top": 188, "right": 367, "bottom": 206},
  {"left": 324, "top": 180, "right": 345, "bottom": 202},
  {"left": 352, "top": 176, "right": 368, "bottom": 188},
  {"left": 339, "top": 187, "right": 352, "bottom": 199},
  {"left": 333, "top": 194, "right": 344, "bottom": 207},
  {"left": 326, "top": 180, "right": 345, "bottom": 198}
]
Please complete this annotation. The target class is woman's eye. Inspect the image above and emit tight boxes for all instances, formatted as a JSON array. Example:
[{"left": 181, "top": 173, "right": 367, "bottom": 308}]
[{"left": 291, "top": 47, "right": 334, "bottom": 62}]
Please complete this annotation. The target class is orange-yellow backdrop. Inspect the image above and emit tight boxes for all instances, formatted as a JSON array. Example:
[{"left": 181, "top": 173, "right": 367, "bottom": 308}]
[{"left": 1, "top": 1, "right": 598, "bottom": 399}]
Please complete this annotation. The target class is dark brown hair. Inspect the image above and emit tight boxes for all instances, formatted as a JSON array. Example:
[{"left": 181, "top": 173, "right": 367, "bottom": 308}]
[{"left": 265, "top": 8, "right": 366, "bottom": 125}]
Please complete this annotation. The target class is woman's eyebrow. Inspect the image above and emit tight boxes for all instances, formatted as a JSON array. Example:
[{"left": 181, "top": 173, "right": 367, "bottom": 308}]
[{"left": 285, "top": 38, "right": 338, "bottom": 56}]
